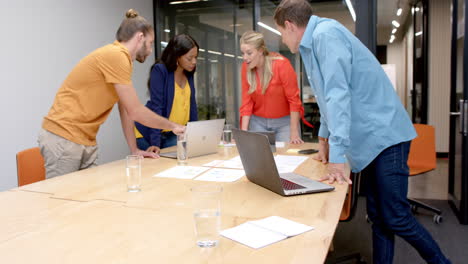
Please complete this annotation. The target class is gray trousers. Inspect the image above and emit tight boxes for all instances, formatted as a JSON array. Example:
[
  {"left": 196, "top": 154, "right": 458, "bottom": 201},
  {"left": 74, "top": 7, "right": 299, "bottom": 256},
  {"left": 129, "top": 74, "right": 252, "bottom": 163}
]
[{"left": 37, "top": 128, "right": 98, "bottom": 179}]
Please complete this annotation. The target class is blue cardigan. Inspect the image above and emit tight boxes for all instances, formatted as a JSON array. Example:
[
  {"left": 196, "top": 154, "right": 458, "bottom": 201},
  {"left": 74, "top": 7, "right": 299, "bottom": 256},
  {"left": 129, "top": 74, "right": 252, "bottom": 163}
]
[{"left": 135, "top": 63, "right": 198, "bottom": 147}]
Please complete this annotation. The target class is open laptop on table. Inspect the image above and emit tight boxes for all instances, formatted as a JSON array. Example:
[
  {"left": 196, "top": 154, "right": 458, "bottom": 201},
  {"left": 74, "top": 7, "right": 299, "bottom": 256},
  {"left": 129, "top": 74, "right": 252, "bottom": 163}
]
[
  {"left": 232, "top": 128, "right": 334, "bottom": 196},
  {"left": 253, "top": 131, "right": 276, "bottom": 152},
  {"left": 160, "top": 119, "right": 225, "bottom": 159}
]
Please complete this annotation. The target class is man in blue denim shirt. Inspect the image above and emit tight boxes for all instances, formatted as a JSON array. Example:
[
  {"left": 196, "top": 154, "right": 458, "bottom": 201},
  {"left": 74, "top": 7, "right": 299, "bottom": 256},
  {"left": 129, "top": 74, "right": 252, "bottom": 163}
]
[{"left": 274, "top": 0, "right": 450, "bottom": 263}]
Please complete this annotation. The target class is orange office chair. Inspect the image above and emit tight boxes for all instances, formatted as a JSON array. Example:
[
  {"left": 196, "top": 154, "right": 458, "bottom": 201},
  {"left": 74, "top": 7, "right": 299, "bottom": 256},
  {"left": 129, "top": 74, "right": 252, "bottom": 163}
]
[
  {"left": 407, "top": 124, "right": 443, "bottom": 224},
  {"left": 16, "top": 147, "right": 46, "bottom": 186}
]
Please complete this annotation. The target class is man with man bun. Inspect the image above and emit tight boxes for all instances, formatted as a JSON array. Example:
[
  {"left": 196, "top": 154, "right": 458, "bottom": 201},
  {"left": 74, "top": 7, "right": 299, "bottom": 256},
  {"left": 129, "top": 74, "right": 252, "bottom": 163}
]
[{"left": 38, "top": 9, "right": 184, "bottom": 178}]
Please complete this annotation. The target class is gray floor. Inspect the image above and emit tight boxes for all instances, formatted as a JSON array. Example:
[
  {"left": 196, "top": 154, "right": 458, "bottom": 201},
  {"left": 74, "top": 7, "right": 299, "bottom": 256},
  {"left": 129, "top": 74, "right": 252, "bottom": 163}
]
[{"left": 325, "top": 159, "right": 468, "bottom": 264}]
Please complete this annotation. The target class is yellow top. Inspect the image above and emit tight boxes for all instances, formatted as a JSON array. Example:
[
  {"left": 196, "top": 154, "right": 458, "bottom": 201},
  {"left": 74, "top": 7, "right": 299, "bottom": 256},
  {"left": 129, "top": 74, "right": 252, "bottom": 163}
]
[
  {"left": 42, "top": 41, "right": 133, "bottom": 146},
  {"left": 134, "top": 127, "right": 143, "bottom": 139},
  {"left": 163, "top": 81, "right": 191, "bottom": 132}
]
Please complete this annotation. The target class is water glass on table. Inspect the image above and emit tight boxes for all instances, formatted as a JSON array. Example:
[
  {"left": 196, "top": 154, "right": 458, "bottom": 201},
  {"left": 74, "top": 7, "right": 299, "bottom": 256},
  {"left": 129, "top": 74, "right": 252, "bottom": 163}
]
[
  {"left": 126, "top": 155, "right": 142, "bottom": 192},
  {"left": 223, "top": 124, "right": 233, "bottom": 145},
  {"left": 177, "top": 133, "right": 188, "bottom": 165},
  {"left": 191, "top": 185, "right": 223, "bottom": 247}
]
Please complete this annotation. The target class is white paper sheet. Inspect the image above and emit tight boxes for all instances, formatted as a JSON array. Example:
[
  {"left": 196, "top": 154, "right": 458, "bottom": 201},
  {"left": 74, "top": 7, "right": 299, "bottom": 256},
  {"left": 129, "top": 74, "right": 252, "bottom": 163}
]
[
  {"left": 250, "top": 216, "right": 314, "bottom": 237},
  {"left": 274, "top": 155, "right": 308, "bottom": 173},
  {"left": 221, "top": 216, "right": 314, "bottom": 249},
  {"left": 202, "top": 156, "right": 244, "bottom": 169},
  {"left": 153, "top": 166, "right": 210, "bottom": 179},
  {"left": 275, "top": 142, "right": 285, "bottom": 148},
  {"left": 194, "top": 168, "right": 245, "bottom": 182}
]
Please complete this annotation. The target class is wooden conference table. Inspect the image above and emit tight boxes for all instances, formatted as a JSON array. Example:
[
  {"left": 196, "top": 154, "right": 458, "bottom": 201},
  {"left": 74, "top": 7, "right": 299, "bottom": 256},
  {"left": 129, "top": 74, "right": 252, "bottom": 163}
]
[{"left": 1, "top": 143, "right": 349, "bottom": 264}]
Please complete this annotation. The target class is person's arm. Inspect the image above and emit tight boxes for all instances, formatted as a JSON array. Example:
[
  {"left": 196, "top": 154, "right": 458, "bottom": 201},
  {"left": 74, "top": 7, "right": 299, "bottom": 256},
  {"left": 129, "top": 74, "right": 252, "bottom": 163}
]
[
  {"left": 278, "top": 58, "right": 304, "bottom": 144},
  {"left": 289, "top": 112, "right": 303, "bottom": 144},
  {"left": 117, "top": 102, "right": 159, "bottom": 158},
  {"left": 313, "top": 30, "right": 353, "bottom": 184},
  {"left": 241, "top": 116, "right": 251, "bottom": 130},
  {"left": 114, "top": 83, "right": 185, "bottom": 135},
  {"left": 188, "top": 74, "right": 198, "bottom": 122},
  {"left": 239, "top": 62, "right": 254, "bottom": 130}
]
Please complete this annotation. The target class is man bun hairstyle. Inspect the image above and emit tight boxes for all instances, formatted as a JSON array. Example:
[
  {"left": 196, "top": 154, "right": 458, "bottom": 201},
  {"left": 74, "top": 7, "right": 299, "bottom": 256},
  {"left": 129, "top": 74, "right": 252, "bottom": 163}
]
[
  {"left": 274, "top": 0, "right": 313, "bottom": 28},
  {"left": 116, "top": 9, "right": 153, "bottom": 42}
]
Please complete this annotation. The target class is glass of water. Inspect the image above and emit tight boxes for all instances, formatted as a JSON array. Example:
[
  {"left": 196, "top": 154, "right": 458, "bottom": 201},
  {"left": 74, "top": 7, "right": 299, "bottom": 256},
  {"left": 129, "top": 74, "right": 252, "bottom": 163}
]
[
  {"left": 191, "top": 185, "right": 222, "bottom": 247},
  {"left": 223, "top": 124, "right": 232, "bottom": 145},
  {"left": 177, "top": 133, "right": 188, "bottom": 165},
  {"left": 126, "top": 155, "right": 142, "bottom": 192}
]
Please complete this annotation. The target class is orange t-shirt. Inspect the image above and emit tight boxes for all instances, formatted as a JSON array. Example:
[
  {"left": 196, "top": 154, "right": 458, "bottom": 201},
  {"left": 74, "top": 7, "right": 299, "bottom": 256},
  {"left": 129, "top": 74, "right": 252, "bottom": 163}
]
[
  {"left": 43, "top": 41, "right": 133, "bottom": 146},
  {"left": 240, "top": 54, "right": 302, "bottom": 119}
]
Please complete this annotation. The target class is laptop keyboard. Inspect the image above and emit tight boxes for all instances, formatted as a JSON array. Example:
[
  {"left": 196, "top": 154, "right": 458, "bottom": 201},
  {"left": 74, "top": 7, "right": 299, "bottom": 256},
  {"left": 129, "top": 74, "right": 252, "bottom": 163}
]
[{"left": 281, "top": 178, "right": 306, "bottom": 190}]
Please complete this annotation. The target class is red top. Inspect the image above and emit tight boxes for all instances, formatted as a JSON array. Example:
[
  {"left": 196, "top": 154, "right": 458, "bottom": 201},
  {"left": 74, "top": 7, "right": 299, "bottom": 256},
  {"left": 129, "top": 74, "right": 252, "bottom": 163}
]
[{"left": 240, "top": 53, "right": 302, "bottom": 119}]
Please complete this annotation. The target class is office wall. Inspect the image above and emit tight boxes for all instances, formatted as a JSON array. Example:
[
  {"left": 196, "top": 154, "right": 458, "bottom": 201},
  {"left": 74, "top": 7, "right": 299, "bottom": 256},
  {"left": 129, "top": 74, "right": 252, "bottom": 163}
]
[
  {"left": 387, "top": 41, "right": 406, "bottom": 103},
  {"left": 0, "top": 0, "right": 153, "bottom": 191},
  {"left": 428, "top": 0, "right": 451, "bottom": 153}
]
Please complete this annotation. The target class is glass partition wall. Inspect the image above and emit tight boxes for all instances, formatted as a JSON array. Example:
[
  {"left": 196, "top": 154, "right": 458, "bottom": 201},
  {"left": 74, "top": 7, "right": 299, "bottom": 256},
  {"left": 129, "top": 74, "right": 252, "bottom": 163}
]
[{"left": 153, "top": 0, "right": 355, "bottom": 141}]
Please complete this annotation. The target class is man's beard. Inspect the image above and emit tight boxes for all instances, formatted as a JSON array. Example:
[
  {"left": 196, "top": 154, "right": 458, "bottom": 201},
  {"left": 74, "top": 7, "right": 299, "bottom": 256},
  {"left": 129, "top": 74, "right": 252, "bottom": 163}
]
[{"left": 136, "top": 42, "right": 149, "bottom": 63}]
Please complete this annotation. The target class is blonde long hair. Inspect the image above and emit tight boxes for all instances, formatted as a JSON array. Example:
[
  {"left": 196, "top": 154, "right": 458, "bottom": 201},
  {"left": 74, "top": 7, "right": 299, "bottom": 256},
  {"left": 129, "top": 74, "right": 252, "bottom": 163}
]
[{"left": 240, "top": 31, "right": 281, "bottom": 94}]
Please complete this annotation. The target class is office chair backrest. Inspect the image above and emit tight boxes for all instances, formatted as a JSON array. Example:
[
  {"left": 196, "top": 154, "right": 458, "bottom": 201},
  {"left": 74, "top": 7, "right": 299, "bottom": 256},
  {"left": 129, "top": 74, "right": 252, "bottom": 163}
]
[
  {"left": 340, "top": 172, "right": 360, "bottom": 222},
  {"left": 407, "top": 124, "right": 437, "bottom": 176},
  {"left": 16, "top": 147, "right": 46, "bottom": 186}
]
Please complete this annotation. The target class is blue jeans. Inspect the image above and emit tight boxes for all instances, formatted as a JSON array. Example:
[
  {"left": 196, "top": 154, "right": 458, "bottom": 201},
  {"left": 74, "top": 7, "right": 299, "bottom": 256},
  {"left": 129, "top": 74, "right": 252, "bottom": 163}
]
[
  {"left": 136, "top": 132, "right": 177, "bottom": 150},
  {"left": 249, "top": 115, "right": 299, "bottom": 142},
  {"left": 363, "top": 141, "right": 450, "bottom": 264}
]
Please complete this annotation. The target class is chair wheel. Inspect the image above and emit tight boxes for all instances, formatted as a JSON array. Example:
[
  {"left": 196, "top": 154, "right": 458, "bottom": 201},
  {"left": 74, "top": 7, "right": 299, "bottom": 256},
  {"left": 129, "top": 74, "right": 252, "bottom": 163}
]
[
  {"left": 411, "top": 204, "right": 418, "bottom": 213},
  {"left": 433, "top": 214, "right": 443, "bottom": 224}
]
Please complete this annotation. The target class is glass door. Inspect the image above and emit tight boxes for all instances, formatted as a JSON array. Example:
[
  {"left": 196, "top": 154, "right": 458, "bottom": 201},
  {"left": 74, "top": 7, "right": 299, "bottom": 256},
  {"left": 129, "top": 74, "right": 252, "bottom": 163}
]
[
  {"left": 449, "top": 0, "right": 468, "bottom": 225},
  {"left": 412, "top": 0, "right": 429, "bottom": 123}
]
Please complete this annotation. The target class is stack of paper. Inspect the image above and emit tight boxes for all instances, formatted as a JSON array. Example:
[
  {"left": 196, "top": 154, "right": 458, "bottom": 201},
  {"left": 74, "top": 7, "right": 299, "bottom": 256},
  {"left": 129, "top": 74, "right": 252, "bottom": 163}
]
[{"left": 221, "top": 216, "right": 314, "bottom": 249}]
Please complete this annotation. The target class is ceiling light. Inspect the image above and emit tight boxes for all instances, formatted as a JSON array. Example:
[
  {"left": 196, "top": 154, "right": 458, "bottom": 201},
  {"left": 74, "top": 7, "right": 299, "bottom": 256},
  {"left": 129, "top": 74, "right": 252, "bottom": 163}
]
[
  {"left": 389, "top": 35, "right": 395, "bottom": 43},
  {"left": 415, "top": 31, "right": 423, "bottom": 36},
  {"left": 392, "top": 28, "right": 397, "bottom": 34},
  {"left": 170, "top": 0, "right": 208, "bottom": 4},
  {"left": 257, "top": 21, "right": 281, "bottom": 36},
  {"left": 392, "top": 20, "right": 400, "bottom": 28},
  {"left": 415, "top": 7, "right": 420, "bottom": 12},
  {"left": 164, "top": 29, "right": 170, "bottom": 33},
  {"left": 397, "top": 8, "right": 403, "bottom": 16},
  {"left": 344, "top": 0, "right": 356, "bottom": 22}
]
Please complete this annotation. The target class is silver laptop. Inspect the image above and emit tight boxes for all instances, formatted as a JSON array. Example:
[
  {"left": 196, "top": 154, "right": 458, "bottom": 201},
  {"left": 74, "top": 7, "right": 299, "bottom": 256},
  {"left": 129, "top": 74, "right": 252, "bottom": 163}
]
[
  {"left": 232, "top": 128, "right": 334, "bottom": 196},
  {"left": 253, "top": 131, "right": 276, "bottom": 152},
  {"left": 160, "top": 119, "right": 225, "bottom": 159}
]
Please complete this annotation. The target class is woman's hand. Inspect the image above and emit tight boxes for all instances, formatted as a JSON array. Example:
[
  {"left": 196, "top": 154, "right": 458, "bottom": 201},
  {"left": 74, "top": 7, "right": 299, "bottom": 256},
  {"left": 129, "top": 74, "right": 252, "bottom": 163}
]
[{"left": 289, "top": 133, "right": 304, "bottom": 144}]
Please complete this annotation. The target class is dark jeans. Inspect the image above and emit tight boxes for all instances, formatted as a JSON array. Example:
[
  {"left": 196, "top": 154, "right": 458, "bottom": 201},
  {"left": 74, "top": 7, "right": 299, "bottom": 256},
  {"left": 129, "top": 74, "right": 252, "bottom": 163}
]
[
  {"left": 136, "top": 132, "right": 177, "bottom": 151},
  {"left": 363, "top": 141, "right": 450, "bottom": 264}
]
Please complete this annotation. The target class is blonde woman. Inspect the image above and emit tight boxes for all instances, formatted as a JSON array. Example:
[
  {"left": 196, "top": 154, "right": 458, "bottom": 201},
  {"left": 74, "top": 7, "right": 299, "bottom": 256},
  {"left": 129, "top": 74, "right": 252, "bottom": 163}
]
[{"left": 239, "top": 31, "right": 304, "bottom": 143}]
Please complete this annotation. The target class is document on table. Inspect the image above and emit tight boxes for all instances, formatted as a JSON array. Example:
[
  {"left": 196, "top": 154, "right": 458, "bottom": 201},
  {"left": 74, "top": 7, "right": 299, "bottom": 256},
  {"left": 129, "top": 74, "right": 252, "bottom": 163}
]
[
  {"left": 153, "top": 166, "right": 209, "bottom": 179},
  {"left": 274, "top": 155, "right": 308, "bottom": 173},
  {"left": 275, "top": 141, "right": 285, "bottom": 148},
  {"left": 202, "top": 156, "right": 244, "bottom": 169},
  {"left": 221, "top": 216, "right": 314, "bottom": 249},
  {"left": 194, "top": 168, "right": 245, "bottom": 182}
]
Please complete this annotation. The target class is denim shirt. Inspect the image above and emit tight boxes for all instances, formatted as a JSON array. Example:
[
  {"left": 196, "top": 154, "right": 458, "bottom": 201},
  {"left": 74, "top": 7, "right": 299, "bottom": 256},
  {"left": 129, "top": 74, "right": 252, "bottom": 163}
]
[{"left": 299, "top": 16, "right": 416, "bottom": 172}]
